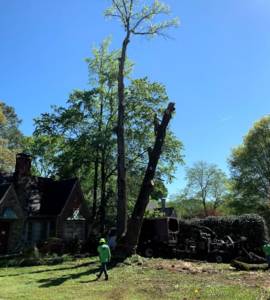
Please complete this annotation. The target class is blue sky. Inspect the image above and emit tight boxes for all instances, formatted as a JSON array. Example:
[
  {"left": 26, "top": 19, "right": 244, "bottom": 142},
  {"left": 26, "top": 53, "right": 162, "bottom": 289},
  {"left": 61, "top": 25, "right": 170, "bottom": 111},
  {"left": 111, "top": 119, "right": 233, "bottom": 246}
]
[{"left": 1, "top": 0, "right": 270, "bottom": 196}]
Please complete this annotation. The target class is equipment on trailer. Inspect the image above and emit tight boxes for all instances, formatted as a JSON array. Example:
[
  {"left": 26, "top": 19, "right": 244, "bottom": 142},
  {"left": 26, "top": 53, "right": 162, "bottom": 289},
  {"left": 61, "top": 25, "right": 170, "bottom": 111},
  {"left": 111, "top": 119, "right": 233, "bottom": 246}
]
[
  {"left": 138, "top": 217, "right": 248, "bottom": 262},
  {"left": 138, "top": 217, "right": 179, "bottom": 258}
]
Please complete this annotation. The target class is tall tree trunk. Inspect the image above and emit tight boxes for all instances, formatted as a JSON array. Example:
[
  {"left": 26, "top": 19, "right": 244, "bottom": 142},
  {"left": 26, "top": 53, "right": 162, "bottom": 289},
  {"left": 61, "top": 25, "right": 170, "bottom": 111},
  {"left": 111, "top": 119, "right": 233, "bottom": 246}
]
[
  {"left": 202, "top": 197, "right": 208, "bottom": 216},
  {"left": 100, "top": 149, "right": 107, "bottom": 234},
  {"left": 121, "top": 103, "right": 175, "bottom": 255},
  {"left": 97, "top": 82, "right": 105, "bottom": 228},
  {"left": 92, "top": 156, "right": 99, "bottom": 219},
  {"left": 116, "top": 34, "right": 130, "bottom": 238}
]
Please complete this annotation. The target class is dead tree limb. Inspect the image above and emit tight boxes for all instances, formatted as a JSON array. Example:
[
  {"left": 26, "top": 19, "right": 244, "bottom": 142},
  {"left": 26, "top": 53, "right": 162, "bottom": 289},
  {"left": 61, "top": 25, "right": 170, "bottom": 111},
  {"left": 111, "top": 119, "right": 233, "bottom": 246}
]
[{"left": 119, "top": 102, "right": 175, "bottom": 256}]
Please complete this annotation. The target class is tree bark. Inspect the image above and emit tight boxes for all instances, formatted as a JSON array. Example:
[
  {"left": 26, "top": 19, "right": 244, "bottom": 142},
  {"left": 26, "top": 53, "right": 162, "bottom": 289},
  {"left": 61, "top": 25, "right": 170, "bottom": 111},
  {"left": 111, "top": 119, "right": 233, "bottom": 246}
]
[
  {"left": 92, "top": 156, "right": 99, "bottom": 220},
  {"left": 202, "top": 197, "right": 208, "bottom": 217},
  {"left": 99, "top": 149, "right": 107, "bottom": 234},
  {"left": 231, "top": 260, "right": 268, "bottom": 271},
  {"left": 121, "top": 103, "right": 175, "bottom": 255},
  {"left": 116, "top": 34, "right": 130, "bottom": 238}
]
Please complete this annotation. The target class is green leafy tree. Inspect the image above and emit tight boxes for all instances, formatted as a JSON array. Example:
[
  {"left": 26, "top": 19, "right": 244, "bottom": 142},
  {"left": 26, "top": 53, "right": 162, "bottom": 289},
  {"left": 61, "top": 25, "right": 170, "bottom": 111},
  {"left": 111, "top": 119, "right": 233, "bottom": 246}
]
[
  {"left": 184, "top": 161, "right": 228, "bottom": 216},
  {"left": 229, "top": 115, "right": 270, "bottom": 217},
  {"left": 0, "top": 101, "right": 24, "bottom": 172},
  {"left": 168, "top": 193, "right": 203, "bottom": 219},
  {"left": 23, "top": 135, "right": 65, "bottom": 177},
  {"left": 32, "top": 40, "right": 183, "bottom": 233},
  {"left": 0, "top": 106, "right": 6, "bottom": 124}
]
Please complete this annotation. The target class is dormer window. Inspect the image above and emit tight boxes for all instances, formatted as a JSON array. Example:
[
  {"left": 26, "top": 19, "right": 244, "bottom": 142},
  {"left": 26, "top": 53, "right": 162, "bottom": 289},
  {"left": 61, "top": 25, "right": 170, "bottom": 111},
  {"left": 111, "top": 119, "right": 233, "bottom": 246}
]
[
  {"left": 67, "top": 208, "right": 85, "bottom": 221},
  {"left": 0, "top": 208, "right": 18, "bottom": 220}
]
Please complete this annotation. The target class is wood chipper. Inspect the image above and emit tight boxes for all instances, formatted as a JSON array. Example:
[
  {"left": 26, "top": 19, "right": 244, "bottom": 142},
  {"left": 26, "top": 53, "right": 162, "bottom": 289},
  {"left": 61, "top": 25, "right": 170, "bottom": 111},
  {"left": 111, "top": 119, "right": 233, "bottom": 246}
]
[{"left": 137, "top": 217, "right": 179, "bottom": 257}]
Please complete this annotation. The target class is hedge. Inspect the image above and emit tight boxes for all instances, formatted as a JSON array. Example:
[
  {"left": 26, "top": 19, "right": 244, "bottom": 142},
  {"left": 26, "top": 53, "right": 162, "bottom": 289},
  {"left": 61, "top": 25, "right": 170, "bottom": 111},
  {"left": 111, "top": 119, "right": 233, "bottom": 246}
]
[{"left": 180, "top": 214, "right": 269, "bottom": 249}]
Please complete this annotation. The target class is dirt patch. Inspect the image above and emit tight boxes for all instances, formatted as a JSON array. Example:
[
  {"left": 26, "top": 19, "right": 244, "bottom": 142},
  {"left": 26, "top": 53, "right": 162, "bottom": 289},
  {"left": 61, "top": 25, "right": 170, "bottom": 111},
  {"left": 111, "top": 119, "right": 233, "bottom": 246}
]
[
  {"left": 147, "top": 259, "right": 219, "bottom": 275},
  {"left": 144, "top": 258, "right": 270, "bottom": 291},
  {"left": 104, "top": 287, "right": 128, "bottom": 300},
  {"left": 235, "top": 272, "right": 270, "bottom": 290}
]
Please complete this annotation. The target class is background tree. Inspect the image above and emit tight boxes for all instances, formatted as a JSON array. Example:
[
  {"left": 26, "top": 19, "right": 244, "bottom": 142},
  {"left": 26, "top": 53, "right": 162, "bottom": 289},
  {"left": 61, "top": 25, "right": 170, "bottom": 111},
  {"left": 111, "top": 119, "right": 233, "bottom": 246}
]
[
  {"left": 168, "top": 192, "right": 205, "bottom": 219},
  {"left": 31, "top": 40, "right": 183, "bottom": 233},
  {"left": 0, "top": 101, "right": 24, "bottom": 172},
  {"left": 34, "top": 40, "right": 119, "bottom": 232},
  {"left": 22, "top": 135, "right": 65, "bottom": 177},
  {"left": 229, "top": 115, "right": 270, "bottom": 221},
  {"left": 184, "top": 161, "right": 228, "bottom": 216},
  {"left": 0, "top": 106, "right": 5, "bottom": 124},
  {"left": 105, "top": 0, "right": 179, "bottom": 237}
]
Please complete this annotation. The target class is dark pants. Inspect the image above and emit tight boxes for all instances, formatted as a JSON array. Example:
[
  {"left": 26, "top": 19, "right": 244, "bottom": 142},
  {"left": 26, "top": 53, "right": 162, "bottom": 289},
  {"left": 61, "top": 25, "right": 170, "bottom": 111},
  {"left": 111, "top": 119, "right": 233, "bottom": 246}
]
[
  {"left": 266, "top": 255, "right": 270, "bottom": 268},
  {"left": 98, "top": 262, "right": 108, "bottom": 279}
]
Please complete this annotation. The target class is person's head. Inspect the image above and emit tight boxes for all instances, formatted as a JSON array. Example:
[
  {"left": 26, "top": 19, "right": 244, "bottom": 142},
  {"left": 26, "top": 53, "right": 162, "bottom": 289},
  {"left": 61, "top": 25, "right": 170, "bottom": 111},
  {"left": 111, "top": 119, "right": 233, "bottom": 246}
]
[{"left": 99, "top": 238, "right": 106, "bottom": 245}]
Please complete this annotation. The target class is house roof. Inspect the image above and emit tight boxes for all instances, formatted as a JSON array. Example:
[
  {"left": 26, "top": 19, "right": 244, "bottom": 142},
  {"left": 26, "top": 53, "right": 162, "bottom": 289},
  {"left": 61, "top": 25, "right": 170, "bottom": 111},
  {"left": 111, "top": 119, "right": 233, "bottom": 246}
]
[
  {"left": 0, "top": 184, "right": 11, "bottom": 201},
  {"left": 0, "top": 175, "right": 78, "bottom": 216},
  {"left": 37, "top": 178, "right": 77, "bottom": 215},
  {"left": 0, "top": 154, "right": 84, "bottom": 218},
  {"left": 158, "top": 207, "right": 177, "bottom": 217}
]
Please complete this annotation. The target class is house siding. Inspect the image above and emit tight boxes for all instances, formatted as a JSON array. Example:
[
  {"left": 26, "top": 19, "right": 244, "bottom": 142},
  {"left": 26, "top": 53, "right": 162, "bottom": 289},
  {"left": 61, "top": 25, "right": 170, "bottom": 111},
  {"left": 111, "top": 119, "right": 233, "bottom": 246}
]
[
  {"left": 0, "top": 186, "right": 25, "bottom": 253},
  {"left": 56, "top": 183, "right": 90, "bottom": 240}
]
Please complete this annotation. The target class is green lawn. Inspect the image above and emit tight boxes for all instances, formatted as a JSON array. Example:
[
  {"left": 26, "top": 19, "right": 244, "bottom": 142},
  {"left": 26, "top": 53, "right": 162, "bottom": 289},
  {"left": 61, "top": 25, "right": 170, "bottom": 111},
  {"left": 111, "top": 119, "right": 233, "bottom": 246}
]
[{"left": 0, "top": 257, "right": 269, "bottom": 300}]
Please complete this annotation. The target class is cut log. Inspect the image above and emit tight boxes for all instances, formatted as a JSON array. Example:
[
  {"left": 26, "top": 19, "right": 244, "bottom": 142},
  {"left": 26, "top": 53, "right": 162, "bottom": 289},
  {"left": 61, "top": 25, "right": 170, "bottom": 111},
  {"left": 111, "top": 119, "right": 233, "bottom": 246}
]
[{"left": 231, "top": 260, "right": 268, "bottom": 271}]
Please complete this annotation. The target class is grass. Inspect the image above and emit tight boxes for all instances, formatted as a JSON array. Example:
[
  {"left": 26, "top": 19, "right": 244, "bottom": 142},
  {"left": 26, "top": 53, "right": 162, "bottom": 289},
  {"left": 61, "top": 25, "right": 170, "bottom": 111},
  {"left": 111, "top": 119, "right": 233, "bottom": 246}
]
[{"left": 0, "top": 257, "right": 269, "bottom": 300}]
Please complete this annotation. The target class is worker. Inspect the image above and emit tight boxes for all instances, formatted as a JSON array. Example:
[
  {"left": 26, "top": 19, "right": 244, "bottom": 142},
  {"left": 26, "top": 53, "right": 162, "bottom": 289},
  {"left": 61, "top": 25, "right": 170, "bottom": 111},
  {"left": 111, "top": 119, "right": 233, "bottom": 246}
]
[
  {"left": 97, "top": 238, "right": 111, "bottom": 280},
  {"left": 262, "top": 240, "right": 270, "bottom": 268},
  {"left": 108, "top": 228, "right": 117, "bottom": 251}
]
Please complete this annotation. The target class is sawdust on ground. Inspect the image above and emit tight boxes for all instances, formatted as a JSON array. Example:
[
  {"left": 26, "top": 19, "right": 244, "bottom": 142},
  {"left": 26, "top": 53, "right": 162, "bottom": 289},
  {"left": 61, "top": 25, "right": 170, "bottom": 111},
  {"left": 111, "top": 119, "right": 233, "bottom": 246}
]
[{"left": 145, "top": 258, "right": 270, "bottom": 289}]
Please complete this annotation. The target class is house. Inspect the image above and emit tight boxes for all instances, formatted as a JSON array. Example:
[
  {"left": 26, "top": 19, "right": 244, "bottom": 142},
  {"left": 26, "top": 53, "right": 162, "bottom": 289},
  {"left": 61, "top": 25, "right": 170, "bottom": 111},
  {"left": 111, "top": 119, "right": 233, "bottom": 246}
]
[
  {"left": 0, "top": 153, "right": 91, "bottom": 255},
  {"left": 146, "top": 198, "right": 177, "bottom": 218}
]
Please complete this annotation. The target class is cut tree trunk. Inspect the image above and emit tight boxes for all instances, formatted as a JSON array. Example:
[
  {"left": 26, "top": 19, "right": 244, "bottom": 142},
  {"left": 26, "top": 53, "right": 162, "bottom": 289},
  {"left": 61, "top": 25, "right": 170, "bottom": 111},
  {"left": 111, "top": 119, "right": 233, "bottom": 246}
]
[
  {"left": 119, "top": 102, "right": 176, "bottom": 256},
  {"left": 231, "top": 260, "right": 268, "bottom": 271}
]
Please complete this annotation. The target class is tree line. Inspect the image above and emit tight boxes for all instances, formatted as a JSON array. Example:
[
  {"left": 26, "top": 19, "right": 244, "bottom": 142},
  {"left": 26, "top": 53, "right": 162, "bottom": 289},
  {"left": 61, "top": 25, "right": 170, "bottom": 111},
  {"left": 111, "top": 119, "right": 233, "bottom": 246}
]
[{"left": 170, "top": 115, "right": 270, "bottom": 225}]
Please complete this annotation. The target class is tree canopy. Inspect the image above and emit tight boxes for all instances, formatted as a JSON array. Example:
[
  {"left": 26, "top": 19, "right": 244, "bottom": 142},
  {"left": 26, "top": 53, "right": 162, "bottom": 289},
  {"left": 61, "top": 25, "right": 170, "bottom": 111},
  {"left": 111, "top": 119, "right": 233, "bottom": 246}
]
[
  {"left": 29, "top": 40, "right": 183, "bottom": 231},
  {"left": 0, "top": 101, "right": 24, "bottom": 172},
  {"left": 229, "top": 115, "right": 270, "bottom": 215},
  {"left": 180, "top": 161, "right": 228, "bottom": 216}
]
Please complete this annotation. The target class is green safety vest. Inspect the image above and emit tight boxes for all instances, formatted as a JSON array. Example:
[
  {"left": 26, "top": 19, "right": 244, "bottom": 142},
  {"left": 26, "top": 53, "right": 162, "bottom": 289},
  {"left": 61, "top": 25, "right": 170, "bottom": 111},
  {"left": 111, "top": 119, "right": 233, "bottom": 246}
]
[
  {"left": 97, "top": 244, "right": 111, "bottom": 263},
  {"left": 263, "top": 244, "right": 270, "bottom": 256}
]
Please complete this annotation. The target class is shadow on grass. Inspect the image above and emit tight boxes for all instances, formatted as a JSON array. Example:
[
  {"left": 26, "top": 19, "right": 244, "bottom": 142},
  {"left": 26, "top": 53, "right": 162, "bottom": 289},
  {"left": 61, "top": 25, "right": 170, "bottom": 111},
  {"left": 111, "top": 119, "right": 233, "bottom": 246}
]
[
  {"left": 0, "top": 261, "right": 97, "bottom": 278},
  {"left": 79, "top": 278, "right": 100, "bottom": 283},
  {"left": 38, "top": 267, "right": 101, "bottom": 287},
  {"left": 37, "top": 260, "right": 120, "bottom": 288}
]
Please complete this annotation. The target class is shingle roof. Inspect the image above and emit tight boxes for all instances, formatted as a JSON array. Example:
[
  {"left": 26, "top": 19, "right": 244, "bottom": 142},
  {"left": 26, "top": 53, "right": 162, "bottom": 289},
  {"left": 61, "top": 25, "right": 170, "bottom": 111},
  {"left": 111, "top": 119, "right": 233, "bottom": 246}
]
[
  {"left": 0, "top": 174, "right": 78, "bottom": 216},
  {"left": 0, "top": 184, "right": 11, "bottom": 201},
  {"left": 37, "top": 178, "right": 77, "bottom": 215}
]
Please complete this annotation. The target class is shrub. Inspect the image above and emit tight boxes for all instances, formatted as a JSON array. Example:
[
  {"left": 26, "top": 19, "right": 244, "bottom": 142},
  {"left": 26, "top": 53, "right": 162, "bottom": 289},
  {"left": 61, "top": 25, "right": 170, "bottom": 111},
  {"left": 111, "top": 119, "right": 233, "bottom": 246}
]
[
  {"left": 0, "top": 253, "right": 73, "bottom": 268},
  {"left": 38, "top": 238, "right": 65, "bottom": 255},
  {"left": 23, "top": 246, "right": 40, "bottom": 259},
  {"left": 63, "top": 238, "right": 82, "bottom": 254},
  {"left": 81, "top": 235, "right": 99, "bottom": 255},
  {"left": 122, "top": 254, "right": 147, "bottom": 266}
]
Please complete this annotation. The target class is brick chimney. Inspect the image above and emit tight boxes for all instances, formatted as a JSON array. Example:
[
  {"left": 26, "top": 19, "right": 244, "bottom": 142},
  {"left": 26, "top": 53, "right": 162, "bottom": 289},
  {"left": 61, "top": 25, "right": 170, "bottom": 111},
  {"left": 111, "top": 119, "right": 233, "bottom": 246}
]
[
  {"left": 15, "top": 153, "right": 31, "bottom": 177},
  {"left": 161, "top": 197, "right": 166, "bottom": 211}
]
